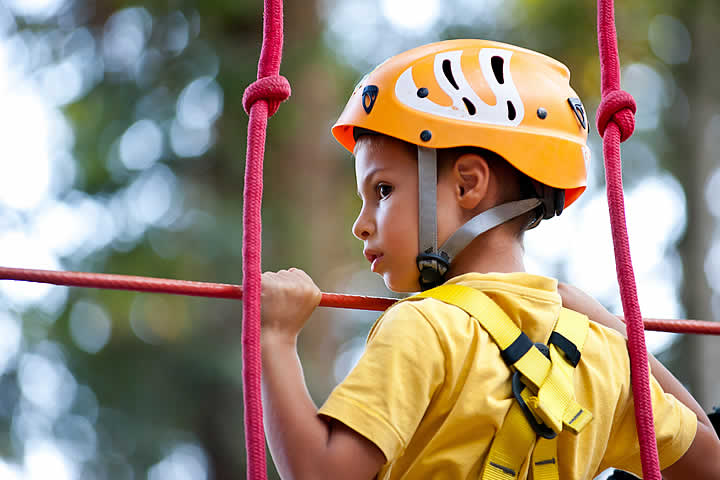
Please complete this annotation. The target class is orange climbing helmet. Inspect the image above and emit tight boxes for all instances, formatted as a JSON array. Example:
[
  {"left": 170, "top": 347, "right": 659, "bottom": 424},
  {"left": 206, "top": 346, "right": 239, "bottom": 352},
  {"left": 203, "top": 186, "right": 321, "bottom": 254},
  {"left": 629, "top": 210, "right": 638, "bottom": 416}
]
[
  {"left": 332, "top": 38, "right": 590, "bottom": 208},
  {"left": 334, "top": 39, "right": 591, "bottom": 290}
]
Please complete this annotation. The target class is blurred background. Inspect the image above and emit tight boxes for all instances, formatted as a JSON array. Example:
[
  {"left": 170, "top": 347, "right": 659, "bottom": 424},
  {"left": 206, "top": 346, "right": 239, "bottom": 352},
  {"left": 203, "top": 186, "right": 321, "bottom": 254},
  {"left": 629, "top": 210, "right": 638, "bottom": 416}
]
[{"left": 0, "top": 0, "right": 718, "bottom": 478}]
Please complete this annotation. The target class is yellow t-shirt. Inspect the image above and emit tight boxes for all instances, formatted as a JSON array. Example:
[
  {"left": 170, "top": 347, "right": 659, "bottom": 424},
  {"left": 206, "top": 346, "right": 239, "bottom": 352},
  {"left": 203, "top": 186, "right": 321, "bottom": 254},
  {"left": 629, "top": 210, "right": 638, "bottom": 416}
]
[{"left": 318, "top": 272, "right": 697, "bottom": 479}]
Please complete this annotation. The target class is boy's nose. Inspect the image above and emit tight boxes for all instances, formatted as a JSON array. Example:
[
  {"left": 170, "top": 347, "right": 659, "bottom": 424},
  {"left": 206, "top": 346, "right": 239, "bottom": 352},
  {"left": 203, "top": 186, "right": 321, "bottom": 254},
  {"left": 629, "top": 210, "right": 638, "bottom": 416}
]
[{"left": 352, "top": 210, "right": 374, "bottom": 240}]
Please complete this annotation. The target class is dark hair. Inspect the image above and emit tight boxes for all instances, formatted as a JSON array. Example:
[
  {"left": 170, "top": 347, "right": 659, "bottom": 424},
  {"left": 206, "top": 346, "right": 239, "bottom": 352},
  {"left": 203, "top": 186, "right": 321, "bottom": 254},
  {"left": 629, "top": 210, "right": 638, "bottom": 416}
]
[{"left": 353, "top": 127, "right": 380, "bottom": 142}]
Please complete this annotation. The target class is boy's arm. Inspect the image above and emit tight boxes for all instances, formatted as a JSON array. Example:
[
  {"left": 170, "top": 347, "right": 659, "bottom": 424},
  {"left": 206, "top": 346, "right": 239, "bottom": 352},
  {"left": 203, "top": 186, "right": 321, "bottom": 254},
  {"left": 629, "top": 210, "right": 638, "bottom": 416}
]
[
  {"left": 260, "top": 269, "right": 385, "bottom": 480},
  {"left": 557, "top": 283, "right": 720, "bottom": 478}
]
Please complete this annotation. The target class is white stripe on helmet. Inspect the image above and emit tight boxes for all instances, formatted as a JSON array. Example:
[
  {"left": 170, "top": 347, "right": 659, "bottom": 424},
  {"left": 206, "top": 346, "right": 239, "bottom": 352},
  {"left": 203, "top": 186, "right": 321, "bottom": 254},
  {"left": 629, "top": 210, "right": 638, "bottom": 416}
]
[{"left": 394, "top": 48, "right": 524, "bottom": 127}]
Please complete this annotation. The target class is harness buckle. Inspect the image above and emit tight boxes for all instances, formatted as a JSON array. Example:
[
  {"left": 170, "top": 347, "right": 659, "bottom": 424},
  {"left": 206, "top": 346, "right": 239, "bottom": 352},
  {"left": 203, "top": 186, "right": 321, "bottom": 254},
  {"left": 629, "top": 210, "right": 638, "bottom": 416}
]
[
  {"left": 511, "top": 342, "right": 557, "bottom": 440},
  {"left": 512, "top": 372, "right": 557, "bottom": 440}
]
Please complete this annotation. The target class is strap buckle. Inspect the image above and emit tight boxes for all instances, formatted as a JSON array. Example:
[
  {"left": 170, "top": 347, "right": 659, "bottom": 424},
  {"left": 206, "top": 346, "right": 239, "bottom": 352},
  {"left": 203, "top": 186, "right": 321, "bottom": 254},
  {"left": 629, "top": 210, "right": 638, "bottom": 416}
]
[
  {"left": 512, "top": 372, "right": 557, "bottom": 440},
  {"left": 511, "top": 342, "right": 557, "bottom": 440},
  {"left": 416, "top": 251, "right": 449, "bottom": 291}
]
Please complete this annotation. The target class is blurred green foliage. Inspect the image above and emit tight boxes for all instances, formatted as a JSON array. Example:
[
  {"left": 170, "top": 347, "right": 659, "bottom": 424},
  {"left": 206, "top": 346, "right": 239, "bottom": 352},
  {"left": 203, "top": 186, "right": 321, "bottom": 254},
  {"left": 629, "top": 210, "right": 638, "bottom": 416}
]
[{"left": 0, "top": 0, "right": 717, "bottom": 478}]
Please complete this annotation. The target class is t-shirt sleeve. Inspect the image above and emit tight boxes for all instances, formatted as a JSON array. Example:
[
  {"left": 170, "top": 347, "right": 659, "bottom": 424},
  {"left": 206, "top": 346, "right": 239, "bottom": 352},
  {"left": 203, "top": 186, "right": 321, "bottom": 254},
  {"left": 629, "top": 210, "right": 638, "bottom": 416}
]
[
  {"left": 599, "top": 368, "right": 698, "bottom": 475},
  {"left": 318, "top": 301, "right": 446, "bottom": 462}
]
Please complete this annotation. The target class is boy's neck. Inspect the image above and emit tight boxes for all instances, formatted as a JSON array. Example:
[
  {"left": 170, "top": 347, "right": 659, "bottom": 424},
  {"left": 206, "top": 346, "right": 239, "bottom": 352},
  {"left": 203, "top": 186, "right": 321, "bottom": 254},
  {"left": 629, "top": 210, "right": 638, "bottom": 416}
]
[{"left": 445, "top": 227, "right": 526, "bottom": 279}]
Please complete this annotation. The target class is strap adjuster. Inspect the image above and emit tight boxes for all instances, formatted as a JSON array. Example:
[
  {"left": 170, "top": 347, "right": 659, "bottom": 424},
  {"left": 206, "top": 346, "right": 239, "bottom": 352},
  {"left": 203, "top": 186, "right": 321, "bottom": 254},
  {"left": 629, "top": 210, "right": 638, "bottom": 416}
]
[
  {"left": 500, "top": 332, "right": 533, "bottom": 366},
  {"left": 548, "top": 331, "right": 581, "bottom": 367},
  {"left": 512, "top": 372, "right": 557, "bottom": 440}
]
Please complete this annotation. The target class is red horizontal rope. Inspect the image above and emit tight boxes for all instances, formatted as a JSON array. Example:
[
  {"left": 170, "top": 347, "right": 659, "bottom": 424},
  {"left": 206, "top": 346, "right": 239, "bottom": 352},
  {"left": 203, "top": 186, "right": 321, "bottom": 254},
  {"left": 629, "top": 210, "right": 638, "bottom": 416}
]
[
  {"left": 0, "top": 266, "right": 244, "bottom": 298},
  {"left": 1, "top": 266, "right": 719, "bottom": 335}
]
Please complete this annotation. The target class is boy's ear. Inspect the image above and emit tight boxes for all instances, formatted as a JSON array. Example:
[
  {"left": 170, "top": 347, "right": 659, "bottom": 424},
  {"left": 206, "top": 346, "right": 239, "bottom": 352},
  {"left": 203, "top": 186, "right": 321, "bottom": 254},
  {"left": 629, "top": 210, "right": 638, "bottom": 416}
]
[{"left": 452, "top": 153, "right": 490, "bottom": 210}]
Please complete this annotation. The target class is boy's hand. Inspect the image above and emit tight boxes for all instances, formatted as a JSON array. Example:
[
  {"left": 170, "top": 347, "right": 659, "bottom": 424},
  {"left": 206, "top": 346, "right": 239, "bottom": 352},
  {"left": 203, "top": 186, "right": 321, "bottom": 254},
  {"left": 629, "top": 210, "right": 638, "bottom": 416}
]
[{"left": 261, "top": 268, "right": 322, "bottom": 342}]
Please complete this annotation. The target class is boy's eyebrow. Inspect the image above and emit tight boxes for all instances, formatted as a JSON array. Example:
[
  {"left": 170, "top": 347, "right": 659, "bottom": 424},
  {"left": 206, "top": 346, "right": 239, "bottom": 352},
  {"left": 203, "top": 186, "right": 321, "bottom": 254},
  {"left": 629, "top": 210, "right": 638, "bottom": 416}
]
[{"left": 357, "top": 167, "right": 388, "bottom": 194}]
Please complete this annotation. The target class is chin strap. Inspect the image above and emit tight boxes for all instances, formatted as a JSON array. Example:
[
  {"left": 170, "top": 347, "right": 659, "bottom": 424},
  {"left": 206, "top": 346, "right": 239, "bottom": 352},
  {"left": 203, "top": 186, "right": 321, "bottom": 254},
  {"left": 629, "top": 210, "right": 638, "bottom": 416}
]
[
  {"left": 417, "top": 146, "right": 450, "bottom": 290},
  {"left": 415, "top": 146, "right": 545, "bottom": 291},
  {"left": 441, "top": 198, "right": 542, "bottom": 260}
]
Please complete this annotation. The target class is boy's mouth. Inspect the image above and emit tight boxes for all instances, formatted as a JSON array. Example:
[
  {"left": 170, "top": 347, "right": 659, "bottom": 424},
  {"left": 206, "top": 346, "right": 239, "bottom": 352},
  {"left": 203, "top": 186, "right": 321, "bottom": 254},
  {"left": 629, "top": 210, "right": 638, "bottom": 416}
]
[{"left": 364, "top": 250, "right": 383, "bottom": 270}]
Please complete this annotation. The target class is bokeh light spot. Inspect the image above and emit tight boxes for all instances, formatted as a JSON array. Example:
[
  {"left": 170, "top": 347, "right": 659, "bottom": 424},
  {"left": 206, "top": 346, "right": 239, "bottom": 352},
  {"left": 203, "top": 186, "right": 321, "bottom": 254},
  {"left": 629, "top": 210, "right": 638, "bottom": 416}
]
[
  {"left": 166, "top": 11, "right": 189, "bottom": 54},
  {"left": 176, "top": 76, "right": 223, "bottom": 130},
  {"left": 18, "top": 352, "right": 77, "bottom": 418},
  {"left": 0, "top": 311, "right": 22, "bottom": 376},
  {"left": 0, "top": 231, "right": 62, "bottom": 307},
  {"left": 125, "top": 165, "right": 177, "bottom": 226},
  {"left": 69, "top": 300, "right": 112, "bottom": 354},
  {"left": 648, "top": 15, "right": 692, "bottom": 65},
  {"left": 622, "top": 63, "right": 666, "bottom": 131},
  {"left": 103, "top": 7, "right": 152, "bottom": 73},
  {"left": 148, "top": 444, "right": 208, "bottom": 480},
  {"left": 5, "top": 0, "right": 66, "bottom": 21},
  {"left": 119, "top": 119, "right": 163, "bottom": 170},
  {"left": 380, "top": 0, "right": 440, "bottom": 33},
  {"left": 170, "top": 118, "right": 212, "bottom": 158},
  {"left": 0, "top": 90, "right": 52, "bottom": 210},
  {"left": 54, "top": 414, "right": 98, "bottom": 462},
  {"left": 23, "top": 438, "right": 76, "bottom": 480}
]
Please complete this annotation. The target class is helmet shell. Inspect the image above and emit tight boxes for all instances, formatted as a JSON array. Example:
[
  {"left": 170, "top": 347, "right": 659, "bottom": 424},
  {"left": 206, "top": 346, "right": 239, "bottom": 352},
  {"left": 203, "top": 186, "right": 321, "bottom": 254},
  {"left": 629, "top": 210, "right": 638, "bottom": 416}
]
[{"left": 332, "top": 39, "right": 590, "bottom": 207}]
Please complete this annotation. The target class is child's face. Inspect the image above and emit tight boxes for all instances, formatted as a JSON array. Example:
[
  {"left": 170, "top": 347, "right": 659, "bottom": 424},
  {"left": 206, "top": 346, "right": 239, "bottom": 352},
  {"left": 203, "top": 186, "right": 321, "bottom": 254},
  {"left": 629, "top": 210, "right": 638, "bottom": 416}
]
[{"left": 353, "top": 136, "right": 458, "bottom": 292}]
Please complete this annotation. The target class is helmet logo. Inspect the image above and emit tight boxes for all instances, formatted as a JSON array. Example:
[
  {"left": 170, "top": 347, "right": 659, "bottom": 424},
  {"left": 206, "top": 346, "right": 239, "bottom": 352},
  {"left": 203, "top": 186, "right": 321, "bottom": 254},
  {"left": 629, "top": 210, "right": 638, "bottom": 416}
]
[
  {"left": 362, "top": 85, "right": 379, "bottom": 114},
  {"left": 568, "top": 97, "right": 587, "bottom": 130},
  {"left": 394, "top": 49, "right": 525, "bottom": 127}
]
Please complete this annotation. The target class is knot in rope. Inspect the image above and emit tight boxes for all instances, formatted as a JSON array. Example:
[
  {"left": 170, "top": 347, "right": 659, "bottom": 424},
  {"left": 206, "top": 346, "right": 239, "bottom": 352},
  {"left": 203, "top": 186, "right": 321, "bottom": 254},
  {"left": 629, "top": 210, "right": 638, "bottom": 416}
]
[
  {"left": 596, "top": 90, "right": 637, "bottom": 142},
  {"left": 243, "top": 75, "right": 291, "bottom": 117}
]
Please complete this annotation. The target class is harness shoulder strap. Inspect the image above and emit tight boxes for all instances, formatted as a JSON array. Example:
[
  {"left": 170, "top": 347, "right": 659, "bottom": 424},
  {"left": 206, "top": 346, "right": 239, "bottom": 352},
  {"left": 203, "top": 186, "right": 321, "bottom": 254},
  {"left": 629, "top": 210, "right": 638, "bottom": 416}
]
[
  {"left": 406, "top": 285, "right": 593, "bottom": 480},
  {"left": 412, "top": 285, "right": 551, "bottom": 390}
]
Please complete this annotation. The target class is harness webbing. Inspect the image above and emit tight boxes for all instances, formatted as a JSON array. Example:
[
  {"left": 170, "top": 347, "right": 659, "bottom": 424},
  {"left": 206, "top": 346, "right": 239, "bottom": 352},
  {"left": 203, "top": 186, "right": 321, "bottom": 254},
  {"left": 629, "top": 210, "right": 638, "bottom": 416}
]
[{"left": 409, "top": 285, "right": 592, "bottom": 480}]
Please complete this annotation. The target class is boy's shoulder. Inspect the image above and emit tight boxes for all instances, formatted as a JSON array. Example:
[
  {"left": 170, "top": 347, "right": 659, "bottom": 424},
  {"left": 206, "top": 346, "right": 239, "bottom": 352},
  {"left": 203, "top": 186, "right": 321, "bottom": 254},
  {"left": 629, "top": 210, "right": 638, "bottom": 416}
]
[{"left": 369, "top": 296, "right": 467, "bottom": 341}]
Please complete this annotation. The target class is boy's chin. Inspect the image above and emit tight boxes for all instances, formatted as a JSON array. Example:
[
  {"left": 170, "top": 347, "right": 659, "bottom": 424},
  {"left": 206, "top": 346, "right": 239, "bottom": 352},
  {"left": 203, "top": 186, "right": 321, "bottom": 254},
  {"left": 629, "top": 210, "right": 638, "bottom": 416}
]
[{"left": 383, "top": 273, "right": 421, "bottom": 293}]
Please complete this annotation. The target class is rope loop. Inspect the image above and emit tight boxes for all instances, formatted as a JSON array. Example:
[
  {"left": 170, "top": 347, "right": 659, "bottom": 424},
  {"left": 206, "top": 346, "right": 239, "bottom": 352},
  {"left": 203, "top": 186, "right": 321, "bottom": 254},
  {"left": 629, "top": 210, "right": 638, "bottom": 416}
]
[
  {"left": 596, "top": 89, "right": 637, "bottom": 142},
  {"left": 243, "top": 75, "right": 291, "bottom": 117}
]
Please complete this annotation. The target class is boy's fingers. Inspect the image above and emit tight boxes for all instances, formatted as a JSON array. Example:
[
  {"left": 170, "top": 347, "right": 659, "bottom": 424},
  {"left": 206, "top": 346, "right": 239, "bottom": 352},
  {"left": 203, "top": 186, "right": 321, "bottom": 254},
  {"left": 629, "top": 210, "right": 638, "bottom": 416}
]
[
  {"left": 287, "top": 268, "right": 322, "bottom": 305},
  {"left": 260, "top": 269, "right": 320, "bottom": 301}
]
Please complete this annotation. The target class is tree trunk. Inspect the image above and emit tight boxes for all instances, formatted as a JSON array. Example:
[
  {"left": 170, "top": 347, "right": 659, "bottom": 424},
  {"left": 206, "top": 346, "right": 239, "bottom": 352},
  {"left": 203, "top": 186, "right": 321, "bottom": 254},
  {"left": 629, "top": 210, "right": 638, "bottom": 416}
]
[{"left": 673, "top": 0, "right": 720, "bottom": 410}]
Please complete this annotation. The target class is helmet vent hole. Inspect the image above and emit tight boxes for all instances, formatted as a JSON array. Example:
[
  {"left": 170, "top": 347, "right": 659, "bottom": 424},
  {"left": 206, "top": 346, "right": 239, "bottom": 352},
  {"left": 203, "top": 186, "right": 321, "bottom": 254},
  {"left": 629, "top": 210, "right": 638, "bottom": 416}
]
[
  {"left": 491, "top": 56, "right": 505, "bottom": 84},
  {"left": 507, "top": 101, "right": 516, "bottom": 121},
  {"left": 462, "top": 97, "right": 476, "bottom": 115},
  {"left": 442, "top": 59, "right": 460, "bottom": 90}
]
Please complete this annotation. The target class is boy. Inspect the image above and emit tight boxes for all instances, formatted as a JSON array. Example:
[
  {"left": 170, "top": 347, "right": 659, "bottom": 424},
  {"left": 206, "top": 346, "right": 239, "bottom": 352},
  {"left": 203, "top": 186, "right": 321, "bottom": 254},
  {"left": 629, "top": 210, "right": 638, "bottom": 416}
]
[{"left": 259, "top": 40, "right": 720, "bottom": 479}]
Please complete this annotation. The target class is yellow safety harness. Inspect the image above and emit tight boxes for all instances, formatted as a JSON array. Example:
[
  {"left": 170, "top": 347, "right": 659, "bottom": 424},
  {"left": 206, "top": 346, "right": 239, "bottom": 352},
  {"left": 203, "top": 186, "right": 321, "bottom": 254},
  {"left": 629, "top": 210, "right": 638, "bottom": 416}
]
[{"left": 405, "top": 284, "right": 593, "bottom": 479}]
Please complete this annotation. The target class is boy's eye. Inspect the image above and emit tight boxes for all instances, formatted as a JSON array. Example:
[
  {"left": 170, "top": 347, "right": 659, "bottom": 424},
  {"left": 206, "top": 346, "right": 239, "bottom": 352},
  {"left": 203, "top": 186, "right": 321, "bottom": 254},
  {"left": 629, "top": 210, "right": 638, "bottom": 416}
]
[{"left": 377, "top": 184, "right": 393, "bottom": 199}]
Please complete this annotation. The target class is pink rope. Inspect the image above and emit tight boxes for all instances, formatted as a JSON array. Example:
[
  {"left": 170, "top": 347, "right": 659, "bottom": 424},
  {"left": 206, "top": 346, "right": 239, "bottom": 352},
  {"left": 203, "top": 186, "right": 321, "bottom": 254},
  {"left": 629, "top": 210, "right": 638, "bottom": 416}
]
[
  {"left": 242, "top": 1, "right": 290, "bottom": 478},
  {"left": 596, "top": 1, "right": 661, "bottom": 478}
]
